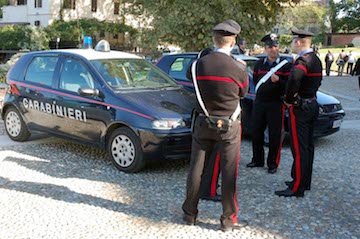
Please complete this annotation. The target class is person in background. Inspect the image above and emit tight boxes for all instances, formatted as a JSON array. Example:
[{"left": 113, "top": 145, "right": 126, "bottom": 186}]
[
  {"left": 325, "top": 50, "right": 334, "bottom": 76},
  {"left": 238, "top": 39, "right": 247, "bottom": 54},
  {"left": 275, "top": 29, "right": 322, "bottom": 198},
  {"left": 337, "top": 49, "right": 346, "bottom": 76},
  {"left": 346, "top": 51, "right": 357, "bottom": 75}
]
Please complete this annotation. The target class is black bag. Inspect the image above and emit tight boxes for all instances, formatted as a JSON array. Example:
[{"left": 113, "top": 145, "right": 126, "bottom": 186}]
[{"left": 205, "top": 115, "right": 232, "bottom": 132}]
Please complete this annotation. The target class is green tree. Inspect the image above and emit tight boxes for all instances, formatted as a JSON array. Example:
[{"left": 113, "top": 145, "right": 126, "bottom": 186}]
[
  {"left": 0, "top": 25, "right": 49, "bottom": 50},
  {"left": 46, "top": 19, "right": 137, "bottom": 44},
  {"left": 124, "top": 0, "right": 302, "bottom": 51},
  {"left": 336, "top": 0, "right": 360, "bottom": 32}
]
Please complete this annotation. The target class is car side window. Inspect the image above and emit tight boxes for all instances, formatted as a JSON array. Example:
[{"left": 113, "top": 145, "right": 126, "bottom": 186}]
[
  {"left": 25, "top": 56, "right": 58, "bottom": 86},
  {"left": 59, "top": 58, "right": 95, "bottom": 93},
  {"left": 169, "top": 57, "right": 194, "bottom": 81}
]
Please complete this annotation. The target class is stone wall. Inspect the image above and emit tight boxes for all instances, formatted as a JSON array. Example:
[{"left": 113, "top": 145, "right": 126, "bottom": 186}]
[{"left": 325, "top": 33, "right": 360, "bottom": 47}]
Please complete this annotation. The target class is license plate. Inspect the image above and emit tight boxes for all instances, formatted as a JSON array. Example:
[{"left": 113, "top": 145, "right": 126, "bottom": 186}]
[{"left": 332, "top": 119, "right": 342, "bottom": 128}]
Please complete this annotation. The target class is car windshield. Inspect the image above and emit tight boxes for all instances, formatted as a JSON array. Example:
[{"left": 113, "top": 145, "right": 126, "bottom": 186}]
[{"left": 91, "top": 58, "right": 179, "bottom": 90}]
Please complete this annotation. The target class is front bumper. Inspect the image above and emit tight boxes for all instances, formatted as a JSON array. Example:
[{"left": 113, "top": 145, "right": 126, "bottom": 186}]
[
  {"left": 138, "top": 129, "right": 192, "bottom": 161},
  {"left": 314, "top": 113, "right": 345, "bottom": 137}
]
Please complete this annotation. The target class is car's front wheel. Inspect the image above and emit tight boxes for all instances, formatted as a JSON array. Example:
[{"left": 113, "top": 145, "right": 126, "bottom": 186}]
[
  {"left": 4, "top": 106, "right": 31, "bottom": 142},
  {"left": 108, "top": 127, "right": 144, "bottom": 173}
]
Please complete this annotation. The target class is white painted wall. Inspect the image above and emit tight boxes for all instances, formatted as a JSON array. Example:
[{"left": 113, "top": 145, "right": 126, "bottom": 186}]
[{"left": 0, "top": 0, "right": 124, "bottom": 26}]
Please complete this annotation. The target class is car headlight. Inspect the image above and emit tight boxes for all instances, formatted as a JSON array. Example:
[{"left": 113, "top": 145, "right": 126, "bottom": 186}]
[
  {"left": 152, "top": 119, "right": 186, "bottom": 130},
  {"left": 318, "top": 105, "right": 325, "bottom": 114}
]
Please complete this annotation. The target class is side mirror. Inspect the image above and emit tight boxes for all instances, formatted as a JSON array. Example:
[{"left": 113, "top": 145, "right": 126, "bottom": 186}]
[{"left": 78, "top": 88, "right": 103, "bottom": 98}]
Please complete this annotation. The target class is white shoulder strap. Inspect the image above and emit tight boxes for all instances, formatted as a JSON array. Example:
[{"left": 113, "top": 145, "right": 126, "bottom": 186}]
[
  {"left": 255, "top": 59, "right": 288, "bottom": 92},
  {"left": 191, "top": 60, "right": 209, "bottom": 117}
]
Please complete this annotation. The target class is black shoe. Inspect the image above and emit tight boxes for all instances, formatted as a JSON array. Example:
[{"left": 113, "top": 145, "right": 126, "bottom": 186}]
[
  {"left": 285, "top": 181, "right": 292, "bottom": 187},
  {"left": 200, "top": 195, "right": 221, "bottom": 202},
  {"left": 220, "top": 219, "right": 248, "bottom": 232},
  {"left": 275, "top": 188, "right": 304, "bottom": 198},
  {"left": 246, "top": 162, "right": 264, "bottom": 168},
  {"left": 268, "top": 168, "right": 277, "bottom": 174},
  {"left": 183, "top": 213, "right": 196, "bottom": 225}
]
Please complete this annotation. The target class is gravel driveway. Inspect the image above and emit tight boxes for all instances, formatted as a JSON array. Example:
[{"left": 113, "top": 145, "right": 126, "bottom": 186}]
[{"left": 0, "top": 76, "right": 359, "bottom": 239}]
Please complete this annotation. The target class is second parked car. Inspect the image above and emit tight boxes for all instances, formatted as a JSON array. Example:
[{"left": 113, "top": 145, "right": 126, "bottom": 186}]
[{"left": 156, "top": 52, "right": 345, "bottom": 138}]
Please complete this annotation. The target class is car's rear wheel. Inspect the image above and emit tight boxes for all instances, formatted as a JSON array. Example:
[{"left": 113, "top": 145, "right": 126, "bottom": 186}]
[
  {"left": 108, "top": 127, "right": 144, "bottom": 173},
  {"left": 4, "top": 106, "right": 31, "bottom": 142}
]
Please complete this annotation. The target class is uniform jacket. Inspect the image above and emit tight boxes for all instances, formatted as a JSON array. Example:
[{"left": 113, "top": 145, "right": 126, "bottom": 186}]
[
  {"left": 187, "top": 52, "right": 249, "bottom": 117},
  {"left": 285, "top": 50, "right": 322, "bottom": 103},
  {"left": 253, "top": 56, "right": 293, "bottom": 101}
]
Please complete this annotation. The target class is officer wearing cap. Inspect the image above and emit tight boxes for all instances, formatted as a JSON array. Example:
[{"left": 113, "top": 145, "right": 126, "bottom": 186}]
[
  {"left": 246, "top": 33, "right": 292, "bottom": 174},
  {"left": 182, "top": 19, "right": 249, "bottom": 231},
  {"left": 275, "top": 29, "right": 322, "bottom": 197}
]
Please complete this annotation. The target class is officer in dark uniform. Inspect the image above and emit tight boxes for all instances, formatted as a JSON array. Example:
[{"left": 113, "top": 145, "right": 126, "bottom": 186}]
[
  {"left": 187, "top": 47, "right": 222, "bottom": 202},
  {"left": 182, "top": 19, "right": 249, "bottom": 231},
  {"left": 275, "top": 29, "right": 322, "bottom": 197},
  {"left": 246, "top": 33, "right": 292, "bottom": 174}
]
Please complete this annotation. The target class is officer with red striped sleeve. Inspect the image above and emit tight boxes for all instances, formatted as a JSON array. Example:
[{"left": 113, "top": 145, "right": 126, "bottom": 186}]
[
  {"left": 275, "top": 29, "right": 322, "bottom": 198},
  {"left": 246, "top": 33, "right": 292, "bottom": 174},
  {"left": 182, "top": 19, "right": 249, "bottom": 231}
]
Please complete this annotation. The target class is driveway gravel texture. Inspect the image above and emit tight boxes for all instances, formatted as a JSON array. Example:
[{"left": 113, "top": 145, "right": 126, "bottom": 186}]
[{"left": 0, "top": 75, "right": 359, "bottom": 239}]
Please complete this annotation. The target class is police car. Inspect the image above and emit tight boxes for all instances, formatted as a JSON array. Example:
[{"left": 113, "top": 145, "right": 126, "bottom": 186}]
[{"left": 1, "top": 40, "right": 195, "bottom": 173}]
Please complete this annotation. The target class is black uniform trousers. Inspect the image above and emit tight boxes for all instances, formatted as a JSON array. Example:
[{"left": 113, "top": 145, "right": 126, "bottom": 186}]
[
  {"left": 199, "top": 147, "right": 220, "bottom": 198},
  {"left": 182, "top": 116, "right": 241, "bottom": 225},
  {"left": 287, "top": 101, "right": 319, "bottom": 193},
  {"left": 252, "top": 100, "right": 285, "bottom": 170}
]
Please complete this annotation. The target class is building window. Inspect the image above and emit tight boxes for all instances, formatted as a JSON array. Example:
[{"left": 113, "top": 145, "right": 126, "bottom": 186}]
[
  {"left": 114, "top": 2, "right": 120, "bottom": 15},
  {"left": 91, "top": 0, "right": 97, "bottom": 12},
  {"left": 63, "top": 0, "right": 76, "bottom": 10},
  {"left": 17, "top": 0, "right": 27, "bottom": 5},
  {"left": 35, "top": 0, "right": 42, "bottom": 8},
  {"left": 34, "top": 20, "right": 40, "bottom": 26}
]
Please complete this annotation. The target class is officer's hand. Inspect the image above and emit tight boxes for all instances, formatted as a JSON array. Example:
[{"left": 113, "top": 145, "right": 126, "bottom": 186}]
[{"left": 271, "top": 74, "right": 279, "bottom": 83}]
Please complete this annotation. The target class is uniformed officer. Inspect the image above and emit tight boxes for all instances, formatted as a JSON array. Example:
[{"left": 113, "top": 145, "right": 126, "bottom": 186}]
[
  {"left": 182, "top": 19, "right": 249, "bottom": 231},
  {"left": 186, "top": 47, "right": 222, "bottom": 202},
  {"left": 246, "top": 33, "right": 292, "bottom": 174},
  {"left": 275, "top": 29, "right": 322, "bottom": 197}
]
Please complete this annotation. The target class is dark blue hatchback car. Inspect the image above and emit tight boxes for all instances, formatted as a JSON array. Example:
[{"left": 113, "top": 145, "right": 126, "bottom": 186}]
[{"left": 1, "top": 42, "right": 195, "bottom": 173}]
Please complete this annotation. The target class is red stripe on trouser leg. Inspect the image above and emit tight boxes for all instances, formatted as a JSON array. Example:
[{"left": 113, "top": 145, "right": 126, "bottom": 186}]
[
  {"left": 289, "top": 106, "right": 301, "bottom": 192},
  {"left": 232, "top": 214, "right": 237, "bottom": 224},
  {"left": 232, "top": 123, "right": 241, "bottom": 222},
  {"left": 275, "top": 105, "right": 286, "bottom": 166},
  {"left": 210, "top": 152, "right": 221, "bottom": 197}
]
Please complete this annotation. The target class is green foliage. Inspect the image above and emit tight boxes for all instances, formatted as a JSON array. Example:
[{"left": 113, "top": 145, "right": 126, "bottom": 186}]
[
  {"left": 279, "top": 34, "right": 292, "bottom": 47},
  {"left": 336, "top": 0, "right": 360, "bottom": 32},
  {"left": 124, "top": 0, "right": 301, "bottom": 52},
  {"left": 45, "top": 20, "right": 82, "bottom": 42},
  {"left": 327, "top": 0, "right": 360, "bottom": 33},
  {"left": 0, "top": 25, "right": 49, "bottom": 50},
  {"left": 45, "top": 19, "right": 137, "bottom": 43}
]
